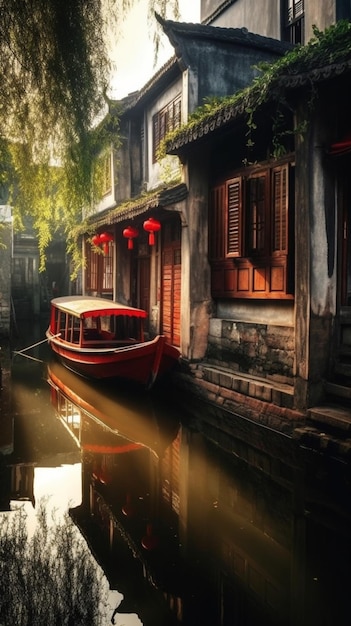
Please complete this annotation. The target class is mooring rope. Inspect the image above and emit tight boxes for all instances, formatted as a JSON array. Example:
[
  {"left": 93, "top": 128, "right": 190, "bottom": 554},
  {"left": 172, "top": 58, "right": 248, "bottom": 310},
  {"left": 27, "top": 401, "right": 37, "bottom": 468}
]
[
  {"left": 13, "top": 352, "right": 45, "bottom": 364},
  {"left": 12, "top": 333, "right": 61, "bottom": 364}
]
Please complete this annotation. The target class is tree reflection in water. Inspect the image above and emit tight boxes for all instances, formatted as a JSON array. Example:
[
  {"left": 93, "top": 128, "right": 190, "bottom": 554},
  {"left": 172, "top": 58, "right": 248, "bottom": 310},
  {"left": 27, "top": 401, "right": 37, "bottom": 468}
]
[{"left": 0, "top": 499, "right": 108, "bottom": 625}]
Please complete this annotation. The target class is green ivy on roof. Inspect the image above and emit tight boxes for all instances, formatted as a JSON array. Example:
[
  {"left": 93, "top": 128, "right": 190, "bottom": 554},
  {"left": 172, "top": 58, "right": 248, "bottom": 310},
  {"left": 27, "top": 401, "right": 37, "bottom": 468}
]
[{"left": 165, "top": 20, "right": 351, "bottom": 153}]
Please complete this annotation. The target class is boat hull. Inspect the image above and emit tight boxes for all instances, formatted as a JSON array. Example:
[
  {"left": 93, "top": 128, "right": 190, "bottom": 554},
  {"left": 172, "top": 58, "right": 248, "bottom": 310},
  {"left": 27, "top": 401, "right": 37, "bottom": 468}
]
[
  {"left": 46, "top": 296, "right": 180, "bottom": 388},
  {"left": 46, "top": 331, "right": 179, "bottom": 388}
]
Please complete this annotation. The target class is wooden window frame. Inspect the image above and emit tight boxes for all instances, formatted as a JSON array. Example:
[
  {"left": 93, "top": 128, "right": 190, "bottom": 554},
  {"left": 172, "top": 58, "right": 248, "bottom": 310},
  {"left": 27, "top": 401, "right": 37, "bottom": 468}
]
[
  {"left": 152, "top": 94, "right": 182, "bottom": 163},
  {"left": 272, "top": 165, "right": 289, "bottom": 255},
  {"left": 283, "top": 0, "right": 304, "bottom": 44},
  {"left": 209, "top": 161, "right": 293, "bottom": 299},
  {"left": 246, "top": 171, "right": 269, "bottom": 257},
  {"left": 86, "top": 245, "right": 99, "bottom": 292},
  {"left": 85, "top": 239, "right": 113, "bottom": 294},
  {"left": 102, "top": 244, "right": 113, "bottom": 291},
  {"left": 226, "top": 177, "right": 243, "bottom": 257}
]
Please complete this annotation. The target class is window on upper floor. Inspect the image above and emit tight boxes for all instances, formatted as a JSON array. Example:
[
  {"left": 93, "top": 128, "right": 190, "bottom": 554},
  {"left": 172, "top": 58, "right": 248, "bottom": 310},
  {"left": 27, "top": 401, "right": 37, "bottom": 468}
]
[
  {"left": 209, "top": 160, "right": 294, "bottom": 299},
  {"left": 336, "top": 0, "right": 351, "bottom": 21},
  {"left": 152, "top": 95, "right": 182, "bottom": 163},
  {"left": 283, "top": 0, "right": 305, "bottom": 44}
]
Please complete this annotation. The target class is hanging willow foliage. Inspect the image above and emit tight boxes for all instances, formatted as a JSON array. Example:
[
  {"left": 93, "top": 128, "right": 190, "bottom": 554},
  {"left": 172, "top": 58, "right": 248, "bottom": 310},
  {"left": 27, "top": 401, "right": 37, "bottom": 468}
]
[{"left": 0, "top": 0, "right": 179, "bottom": 272}]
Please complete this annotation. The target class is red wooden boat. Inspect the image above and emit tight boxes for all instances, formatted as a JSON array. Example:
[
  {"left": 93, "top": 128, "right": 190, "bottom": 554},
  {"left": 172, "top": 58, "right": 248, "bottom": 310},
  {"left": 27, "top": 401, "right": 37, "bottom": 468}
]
[{"left": 46, "top": 296, "right": 180, "bottom": 388}]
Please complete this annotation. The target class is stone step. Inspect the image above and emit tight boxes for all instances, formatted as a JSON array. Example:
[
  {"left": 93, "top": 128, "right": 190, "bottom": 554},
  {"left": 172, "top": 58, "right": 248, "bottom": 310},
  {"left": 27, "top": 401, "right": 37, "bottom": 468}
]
[
  {"left": 338, "top": 345, "right": 351, "bottom": 356},
  {"left": 334, "top": 363, "right": 351, "bottom": 377},
  {"left": 200, "top": 364, "right": 294, "bottom": 408},
  {"left": 308, "top": 405, "right": 351, "bottom": 432}
]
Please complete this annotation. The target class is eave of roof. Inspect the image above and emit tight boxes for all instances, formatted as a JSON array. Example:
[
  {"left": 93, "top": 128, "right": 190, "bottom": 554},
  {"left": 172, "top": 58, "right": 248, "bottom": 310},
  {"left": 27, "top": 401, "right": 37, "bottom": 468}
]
[
  {"left": 108, "top": 55, "right": 180, "bottom": 118},
  {"left": 85, "top": 182, "right": 188, "bottom": 230}
]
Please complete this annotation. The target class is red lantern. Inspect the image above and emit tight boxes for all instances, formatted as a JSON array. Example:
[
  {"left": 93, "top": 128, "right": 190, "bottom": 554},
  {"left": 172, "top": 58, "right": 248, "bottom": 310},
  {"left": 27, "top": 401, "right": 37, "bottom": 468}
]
[
  {"left": 99, "top": 231, "right": 114, "bottom": 255},
  {"left": 123, "top": 225, "right": 139, "bottom": 250},
  {"left": 91, "top": 234, "right": 101, "bottom": 247},
  {"left": 122, "top": 493, "right": 135, "bottom": 517},
  {"left": 143, "top": 217, "right": 161, "bottom": 246}
]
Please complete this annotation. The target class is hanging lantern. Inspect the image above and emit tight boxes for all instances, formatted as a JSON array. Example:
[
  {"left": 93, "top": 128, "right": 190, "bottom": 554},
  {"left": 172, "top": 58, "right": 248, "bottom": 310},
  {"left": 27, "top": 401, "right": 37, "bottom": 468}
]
[
  {"left": 143, "top": 217, "right": 161, "bottom": 246},
  {"left": 91, "top": 233, "right": 101, "bottom": 248},
  {"left": 122, "top": 493, "right": 135, "bottom": 517},
  {"left": 123, "top": 225, "right": 139, "bottom": 250},
  {"left": 99, "top": 232, "right": 114, "bottom": 255}
]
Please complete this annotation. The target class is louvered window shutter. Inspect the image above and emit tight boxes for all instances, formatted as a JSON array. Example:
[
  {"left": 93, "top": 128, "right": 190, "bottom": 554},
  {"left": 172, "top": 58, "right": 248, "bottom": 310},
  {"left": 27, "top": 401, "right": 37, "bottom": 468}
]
[
  {"left": 209, "top": 184, "right": 226, "bottom": 260},
  {"left": 226, "top": 177, "right": 242, "bottom": 257},
  {"left": 272, "top": 164, "right": 288, "bottom": 253},
  {"left": 152, "top": 113, "right": 159, "bottom": 163}
]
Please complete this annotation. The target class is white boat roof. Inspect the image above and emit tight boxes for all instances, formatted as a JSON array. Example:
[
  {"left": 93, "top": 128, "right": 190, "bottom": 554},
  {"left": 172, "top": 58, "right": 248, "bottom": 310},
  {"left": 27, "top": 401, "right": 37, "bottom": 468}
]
[{"left": 51, "top": 296, "right": 147, "bottom": 319}]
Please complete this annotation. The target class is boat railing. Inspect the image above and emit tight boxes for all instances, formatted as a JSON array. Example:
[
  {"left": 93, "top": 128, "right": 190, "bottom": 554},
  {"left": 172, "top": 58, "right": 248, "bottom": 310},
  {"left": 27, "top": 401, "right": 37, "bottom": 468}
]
[{"left": 81, "top": 338, "right": 139, "bottom": 348}]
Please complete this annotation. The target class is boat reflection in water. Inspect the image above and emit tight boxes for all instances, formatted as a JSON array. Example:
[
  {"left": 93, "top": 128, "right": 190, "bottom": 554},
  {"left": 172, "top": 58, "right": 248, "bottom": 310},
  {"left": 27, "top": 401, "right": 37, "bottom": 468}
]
[{"left": 48, "top": 360, "right": 351, "bottom": 626}]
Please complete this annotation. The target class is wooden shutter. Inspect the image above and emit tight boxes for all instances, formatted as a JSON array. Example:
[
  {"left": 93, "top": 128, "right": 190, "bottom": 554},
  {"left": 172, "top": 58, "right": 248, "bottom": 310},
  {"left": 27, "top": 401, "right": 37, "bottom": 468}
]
[
  {"left": 209, "top": 183, "right": 226, "bottom": 260},
  {"left": 226, "top": 177, "right": 243, "bottom": 257},
  {"left": 247, "top": 173, "right": 267, "bottom": 254},
  {"left": 152, "top": 112, "right": 159, "bottom": 162},
  {"left": 173, "top": 97, "right": 182, "bottom": 129},
  {"left": 272, "top": 164, "right": 288, "bottom": 253},
  {"left": 162, "top": 244, "right": 181, "bottom": 347},
  {"left": 86, "top": 244, "right": 98, "bottom": 292}
]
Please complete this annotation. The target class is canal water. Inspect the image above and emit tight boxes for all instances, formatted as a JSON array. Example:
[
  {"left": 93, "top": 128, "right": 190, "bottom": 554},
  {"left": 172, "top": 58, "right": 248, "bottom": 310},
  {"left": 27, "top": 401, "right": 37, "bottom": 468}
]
[{"left": 1, "top": 324, "right": 351, "bottom": 625}]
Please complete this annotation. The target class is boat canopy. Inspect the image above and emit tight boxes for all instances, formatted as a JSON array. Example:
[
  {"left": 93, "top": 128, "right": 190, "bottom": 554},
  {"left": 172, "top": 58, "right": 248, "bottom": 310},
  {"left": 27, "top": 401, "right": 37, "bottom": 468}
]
[{"left": 51, "top": 296, "right": 147, "bottom": 319}]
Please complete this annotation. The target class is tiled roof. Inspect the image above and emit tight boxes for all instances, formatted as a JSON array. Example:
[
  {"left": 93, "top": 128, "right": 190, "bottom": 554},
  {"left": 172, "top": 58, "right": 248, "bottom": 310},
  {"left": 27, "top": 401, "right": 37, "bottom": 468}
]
[
  {"left": 110, "top": 16, "right": 292, "bottom": 116},
  {"left": 122, "top": 55, "right": 180, "bottom": 112},
  {"left": 156, "top": 14, "right": 293, "bottom": 56}
]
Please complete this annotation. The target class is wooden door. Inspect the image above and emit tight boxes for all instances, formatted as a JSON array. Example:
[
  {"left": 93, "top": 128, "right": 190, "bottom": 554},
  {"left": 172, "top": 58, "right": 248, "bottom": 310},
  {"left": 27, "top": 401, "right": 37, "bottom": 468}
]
[
  {"left": 334, "top": 167, "right": 351, "bottom": 381},
  {"left": 162, "top": 220, "right": 181, "bottom": 347}
]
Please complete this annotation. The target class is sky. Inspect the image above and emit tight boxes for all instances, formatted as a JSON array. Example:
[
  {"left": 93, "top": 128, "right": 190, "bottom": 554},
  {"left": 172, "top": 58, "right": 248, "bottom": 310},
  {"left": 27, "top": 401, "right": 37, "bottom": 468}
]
[{"left": 109, "top": 0, "right": 201, "bottom": 99}]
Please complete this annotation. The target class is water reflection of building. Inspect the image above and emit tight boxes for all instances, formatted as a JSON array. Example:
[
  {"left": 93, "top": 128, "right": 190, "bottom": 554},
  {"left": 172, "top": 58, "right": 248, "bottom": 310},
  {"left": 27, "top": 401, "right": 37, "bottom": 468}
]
[
  {"left": 0, "top": 359, "right": 80, "bottom": 512},
  {"left": 49, "top": 361, "right": 351, "bottom": 626},
  {"left": 0, "top": 461, "right": 35, "bottom": 511},
  {"left": 48, "top": 361, "right": 182, "bottom": 625},
  {"left": 0, "top": 376, "right": 35, "bottom": 509}
]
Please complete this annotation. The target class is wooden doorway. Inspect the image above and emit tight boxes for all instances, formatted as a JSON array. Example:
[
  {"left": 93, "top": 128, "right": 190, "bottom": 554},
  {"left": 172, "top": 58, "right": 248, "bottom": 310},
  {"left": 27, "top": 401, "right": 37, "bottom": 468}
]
[
  {"left": 162, "top": 219, "right": 181, "bottom": 347},
  {"left": 340, "top": 178, "right": 351, "bottom": 307},
  {"left": 138, "top": 257, "right": 150, "bottom": 313},
  {"left": 335, "top": 164, "right": 351, "bottom": 382}
]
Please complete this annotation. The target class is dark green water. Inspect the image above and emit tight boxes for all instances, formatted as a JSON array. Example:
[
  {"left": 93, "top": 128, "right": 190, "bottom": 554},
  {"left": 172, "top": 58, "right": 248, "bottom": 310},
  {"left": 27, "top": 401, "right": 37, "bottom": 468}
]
[{"left": 1, "top": 325, "right": 351, "bottom": 626}]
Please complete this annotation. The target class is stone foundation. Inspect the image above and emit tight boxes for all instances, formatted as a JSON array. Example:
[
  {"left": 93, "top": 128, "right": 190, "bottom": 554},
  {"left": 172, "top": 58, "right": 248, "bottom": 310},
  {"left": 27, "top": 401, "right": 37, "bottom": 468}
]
[
  {"left": 207, "top": 318, "right": 294, "bottom": 383},
  {"left": 173, "top": 361, "right": 304, "bottom": 436}
]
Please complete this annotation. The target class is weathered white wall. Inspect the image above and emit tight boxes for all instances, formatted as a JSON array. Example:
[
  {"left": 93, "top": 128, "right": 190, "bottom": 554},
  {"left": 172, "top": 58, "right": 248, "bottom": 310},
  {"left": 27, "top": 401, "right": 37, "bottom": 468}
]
[
  {"left": 201, "top": 0, "right": 281, "bottom": 38},
  {"left": 201, "top": 0, "right": 337, "bottom": 42},
  {"left": 146, "top": 77, "right": 183, "bottom": 190}
]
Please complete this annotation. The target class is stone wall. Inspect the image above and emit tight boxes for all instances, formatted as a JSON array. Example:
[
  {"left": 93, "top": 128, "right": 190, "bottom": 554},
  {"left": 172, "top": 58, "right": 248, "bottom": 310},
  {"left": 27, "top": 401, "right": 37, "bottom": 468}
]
[
  {"left": 0, "top": 207, "right": 12, "bottom": 337},
  {"left": 207, "top": 318, "right": 295, "bottom": 384}
]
